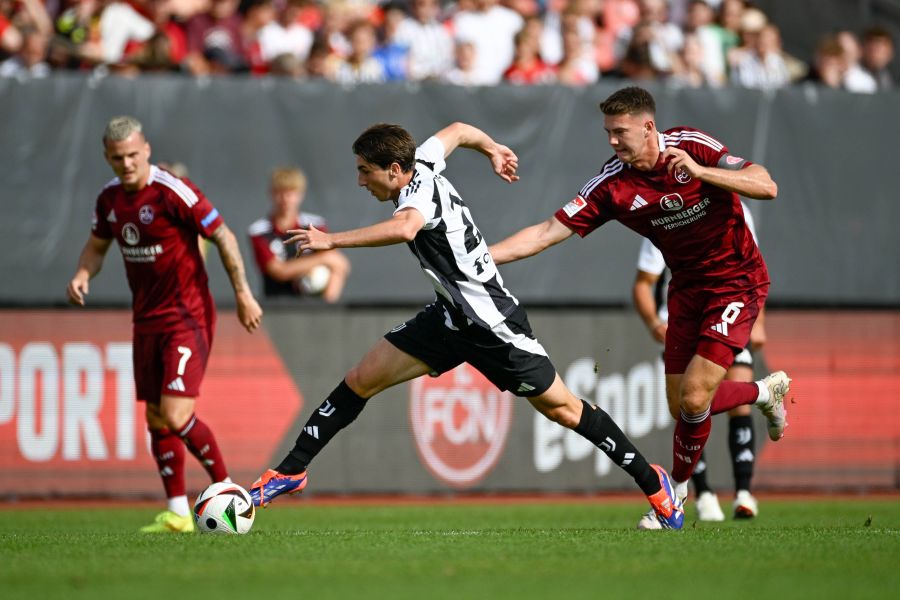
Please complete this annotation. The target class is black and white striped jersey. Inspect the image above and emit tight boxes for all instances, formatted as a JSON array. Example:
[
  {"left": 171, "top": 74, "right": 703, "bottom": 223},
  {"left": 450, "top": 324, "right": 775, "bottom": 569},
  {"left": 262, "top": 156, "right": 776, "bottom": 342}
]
[{"left": 394, "top": 137, "right": 519, "bottom": 329}]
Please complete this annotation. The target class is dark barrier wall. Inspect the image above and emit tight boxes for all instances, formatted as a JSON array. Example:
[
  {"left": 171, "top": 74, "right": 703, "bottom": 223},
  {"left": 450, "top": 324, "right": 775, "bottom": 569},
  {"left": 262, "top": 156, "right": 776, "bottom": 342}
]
[
  {"left": 1, "top": 76, "right": 898, "bottom": 306},
  {"left": 1, "top": 307, "right": 897, "bottom": 498}
]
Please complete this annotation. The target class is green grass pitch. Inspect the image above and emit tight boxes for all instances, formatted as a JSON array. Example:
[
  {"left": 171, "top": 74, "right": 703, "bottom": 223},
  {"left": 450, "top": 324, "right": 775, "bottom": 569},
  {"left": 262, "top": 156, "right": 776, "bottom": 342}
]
[{"left": 2, "top": 498, "right": 898, "bottom": 600}]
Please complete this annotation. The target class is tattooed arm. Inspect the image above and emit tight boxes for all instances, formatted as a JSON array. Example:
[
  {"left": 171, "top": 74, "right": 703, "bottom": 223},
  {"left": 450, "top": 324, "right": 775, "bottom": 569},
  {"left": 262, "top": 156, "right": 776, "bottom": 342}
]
[{"left": 210, "top": 224, "right": 263, "bottom": 332}]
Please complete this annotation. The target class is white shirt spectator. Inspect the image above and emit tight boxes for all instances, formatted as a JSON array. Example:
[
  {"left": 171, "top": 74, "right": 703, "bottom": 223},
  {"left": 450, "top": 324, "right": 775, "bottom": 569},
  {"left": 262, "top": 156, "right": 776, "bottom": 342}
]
[
  {"left": 730, "top": 49, "right": 790, "bottom": 90},
  {"left": 452, "top": 3, "right": 523, "bottom": 85},
  {"left": 258, "top": 20, "right": 314, "bottom": 63},
  {"left": 99, "top": 2, "right": 156, "bottom": 64},
  {"left": 394, "top": 17, "right": 454, "bottom": 80}
]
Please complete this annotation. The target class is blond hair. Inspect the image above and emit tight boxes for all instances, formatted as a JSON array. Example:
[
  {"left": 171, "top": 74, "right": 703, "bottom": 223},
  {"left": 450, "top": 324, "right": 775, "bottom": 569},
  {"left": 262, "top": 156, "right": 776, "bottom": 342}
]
[
  {"left": 270, "top": 167, "right": 307, "bottom": 191},
  {"left": 103, "top": 116, "right": 144, "bottom": 143}
]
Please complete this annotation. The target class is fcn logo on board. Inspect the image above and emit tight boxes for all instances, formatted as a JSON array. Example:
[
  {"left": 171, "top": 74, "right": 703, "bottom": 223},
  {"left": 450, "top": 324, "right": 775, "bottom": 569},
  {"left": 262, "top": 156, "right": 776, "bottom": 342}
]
[{"left": 408, "top": 364, "right": 513, "bottom": 489}]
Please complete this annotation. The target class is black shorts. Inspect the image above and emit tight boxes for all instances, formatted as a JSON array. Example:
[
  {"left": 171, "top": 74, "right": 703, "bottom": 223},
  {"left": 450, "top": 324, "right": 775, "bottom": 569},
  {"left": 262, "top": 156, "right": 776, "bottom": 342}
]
[{"left": 384, "top": 303, "right": 557, "bottom": 397}]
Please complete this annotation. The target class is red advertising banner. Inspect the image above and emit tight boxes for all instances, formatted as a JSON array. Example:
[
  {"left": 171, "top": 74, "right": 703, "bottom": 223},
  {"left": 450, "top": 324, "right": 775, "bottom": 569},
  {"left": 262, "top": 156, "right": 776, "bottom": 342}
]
[
  {"left": 0, "top": 311, "right": 303, "bottom": 498},
  {"left": 755, "top": 312, "right": 900, "bottom": 488}
]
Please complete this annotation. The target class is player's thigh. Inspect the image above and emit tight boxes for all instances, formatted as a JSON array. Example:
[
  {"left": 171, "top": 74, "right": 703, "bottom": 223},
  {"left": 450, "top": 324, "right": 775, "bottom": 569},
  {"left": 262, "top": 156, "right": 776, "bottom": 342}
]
[
  {"left": 680, "top": 354, "right": 728, "bottom": 414},
  {"left": 347, "top": 338, "right": 435, "bottom": 398},
  {"left": 133, "top": 332, "right": 164, "bottom": 405},
  {"left": 698, "top": 286, "right": 767, "bottom": 369},
  {"left": 526, "top": 373, "right": 582, "bottom": 429},
  {"left": 160, "top": 328, "right": 211, "bottom": 400}
]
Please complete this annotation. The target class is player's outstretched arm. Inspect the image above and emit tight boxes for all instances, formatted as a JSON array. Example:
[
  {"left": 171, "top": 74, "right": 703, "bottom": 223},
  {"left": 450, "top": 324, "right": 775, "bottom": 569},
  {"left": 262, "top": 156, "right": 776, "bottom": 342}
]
[
  {"left": 489, "top": 216, "right": 574, "bottom": 266},
  {"left": 286, "top": 208, "right": 426, "bottom": 252},
  {"left": 210, "top": 224, "right": 262, "bottom": 332},
  {"left": 66, "top": 235, "right": 112, "bottom": 306},
  {"left": 662, "top": 148, "right": 777, "bottom": 199},
  {"left": 434, "top": 122, "right": 519, "bottom": 183}
]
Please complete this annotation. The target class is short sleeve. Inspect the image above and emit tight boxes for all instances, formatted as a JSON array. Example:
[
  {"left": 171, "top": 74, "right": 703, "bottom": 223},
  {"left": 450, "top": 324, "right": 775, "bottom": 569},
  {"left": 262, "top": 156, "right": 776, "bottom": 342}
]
[
  {"left": 553, "top": 193, "right": 609, "bottom": 238},
  {"left": 163, "top": 175, "right": 224, "bottom": 238},
  {"left": 415, "top": 137, "right": 447, "bottom": 175},
  {"left": 91, "top": 193, "right": 113, "bottom": 239},
  {"left": 394, "top": 166, "right": 438, "bottom": 225},
  {"left": 636, "top": 237, "right": 666, "bottom": 274}
]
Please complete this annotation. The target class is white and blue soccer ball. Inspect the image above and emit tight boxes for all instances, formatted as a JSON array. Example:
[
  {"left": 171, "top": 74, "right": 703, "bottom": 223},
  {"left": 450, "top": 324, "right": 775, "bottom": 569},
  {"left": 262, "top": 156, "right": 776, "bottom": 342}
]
[{"left": 193, "top": 482, "right": 256, "bottom": 535}]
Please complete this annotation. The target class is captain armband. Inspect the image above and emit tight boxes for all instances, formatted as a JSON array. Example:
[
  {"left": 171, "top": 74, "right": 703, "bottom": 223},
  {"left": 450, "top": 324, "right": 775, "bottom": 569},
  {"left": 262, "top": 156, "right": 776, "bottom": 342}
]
[{"left": 717, "top": 154, "right": 748, "bottom": 170}]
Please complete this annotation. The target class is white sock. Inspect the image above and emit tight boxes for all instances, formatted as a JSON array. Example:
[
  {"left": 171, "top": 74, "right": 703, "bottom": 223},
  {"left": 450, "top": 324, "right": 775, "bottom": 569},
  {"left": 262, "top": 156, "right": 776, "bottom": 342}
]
[
  {"left": 221, "top": 476, "right": 233, "bottom": 483},
  {"left": 755, "top": 380, "right": 770, "bottom": 404},
  {"left": 674, "top": 480, "right": 689, "bottom": 501},
  {"left": 167, "top": 495, "right": 190, "bottom": 517}
]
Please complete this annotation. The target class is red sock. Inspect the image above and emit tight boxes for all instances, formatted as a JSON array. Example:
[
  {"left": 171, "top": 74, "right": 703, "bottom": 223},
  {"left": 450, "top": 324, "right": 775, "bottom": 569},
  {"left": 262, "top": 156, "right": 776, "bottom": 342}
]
[
  {"left": 710, "top": 381, "right": 759, "bottom": 415},
  {"left": 176, "top": 414, "right": 229, "bottom": 482},
  {"left": 150, "top": 428, "right": 186, "bottom": 498},
  {"left": 671, "top": 409, "right": 712, "bottom": 483}
]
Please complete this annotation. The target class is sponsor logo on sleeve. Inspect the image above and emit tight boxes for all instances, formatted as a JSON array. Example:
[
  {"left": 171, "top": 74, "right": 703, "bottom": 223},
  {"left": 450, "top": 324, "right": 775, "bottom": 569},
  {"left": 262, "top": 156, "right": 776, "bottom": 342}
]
[
  {"left": 726, "top": 155, "right": 744, "bottom": 165},
  {"left": 562, "top": 196, "right": 587, "bottom": 218}
]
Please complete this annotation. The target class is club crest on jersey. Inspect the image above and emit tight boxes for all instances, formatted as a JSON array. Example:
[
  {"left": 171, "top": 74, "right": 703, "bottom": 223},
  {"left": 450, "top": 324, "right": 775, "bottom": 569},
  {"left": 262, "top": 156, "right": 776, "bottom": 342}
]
[
  {"left": 122, "top": 223, "right": 140, "bottom": 245},
  {"left": 139, "top": 205, "right": 154, "bottom": 224},
  {"left": 674, "top": 168, "right": 691, "bottom": 184},
  {"left": 660, "top": 193, "right": 684, "bottom": 211},
  {"left": 562, "top": 196, "right": 587, "bottom": 217}
]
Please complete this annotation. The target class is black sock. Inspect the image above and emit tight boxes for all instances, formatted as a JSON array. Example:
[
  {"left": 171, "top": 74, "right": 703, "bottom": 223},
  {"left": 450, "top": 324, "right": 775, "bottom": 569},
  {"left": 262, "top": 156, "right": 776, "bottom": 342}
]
[
  {"left": 276, "top": 380, "right": 368, "bottom": 474},
  {"left": 691, "top": 450, "right": 713, "bottom": 495},
  {"left": 574, "top": 400, "right": 659, "bottom": 496},
  {"left": 729, "top": 415, "right": 755, "bottom": 492}
]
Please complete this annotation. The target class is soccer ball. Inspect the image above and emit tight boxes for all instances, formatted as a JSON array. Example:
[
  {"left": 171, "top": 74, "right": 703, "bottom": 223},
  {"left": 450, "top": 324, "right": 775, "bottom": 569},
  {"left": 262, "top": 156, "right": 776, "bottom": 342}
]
[
  {"left": 300, "top": 264, "right": 331, "bottom": 295},
  {"left": 193, "top": 482, "right": 256, "bottom": 535}
]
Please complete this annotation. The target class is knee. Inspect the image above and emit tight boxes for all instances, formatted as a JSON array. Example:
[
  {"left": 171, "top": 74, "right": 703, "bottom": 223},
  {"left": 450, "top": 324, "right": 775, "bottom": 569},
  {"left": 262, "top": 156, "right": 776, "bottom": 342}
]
[
  {"left": 679, "top": 386, "right": 711, "bottom": 416},
  {"left": 344, "top": 368, "right": 376, "bottom": 399},
  {"left": 160, "top": 405, "right": 192, "bottom": 432}
]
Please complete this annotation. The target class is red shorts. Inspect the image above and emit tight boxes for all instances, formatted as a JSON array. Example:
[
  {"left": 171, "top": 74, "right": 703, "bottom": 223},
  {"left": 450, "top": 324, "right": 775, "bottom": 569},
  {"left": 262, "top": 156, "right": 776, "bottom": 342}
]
[
  {"left": 664, "top": 282, "right": 768, "bottom": 374},
  {"left": 133, "top": 327, "right": 212, "bottom": 404}
]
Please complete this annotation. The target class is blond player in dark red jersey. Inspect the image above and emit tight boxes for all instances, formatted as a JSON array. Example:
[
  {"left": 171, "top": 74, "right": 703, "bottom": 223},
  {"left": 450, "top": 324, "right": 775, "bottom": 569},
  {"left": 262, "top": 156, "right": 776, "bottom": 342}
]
[
  {"left": 489, "top": 87, "right": 792, "bottom": 528},
  {"left": 66, "top": 116, "right": 263, "bottom": 533}
]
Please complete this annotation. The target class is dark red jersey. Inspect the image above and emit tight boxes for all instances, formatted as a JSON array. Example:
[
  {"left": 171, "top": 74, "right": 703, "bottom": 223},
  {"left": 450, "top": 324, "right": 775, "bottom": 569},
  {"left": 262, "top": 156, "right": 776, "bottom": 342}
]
[
  {"left": 91, "top": 165, "right": 224, "bottom": 333},
  {"left": 555, "top": 127, "right": 768, "bottom": 288}
]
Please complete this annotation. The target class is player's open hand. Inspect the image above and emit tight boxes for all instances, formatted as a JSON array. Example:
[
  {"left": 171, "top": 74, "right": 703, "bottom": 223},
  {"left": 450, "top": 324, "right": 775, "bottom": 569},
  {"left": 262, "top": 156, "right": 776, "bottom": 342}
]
[
  {"left": 285, "top": 225, "right": 333, "bottom": 255},
  {"left": 66, "top": 274, "right": 90, "bottom": 306},
  {"left": 490, "top": 144, "right": 520, "bottom": 183},
  {"left": 661, "top": 147, "right": 704, "bottom": 180},
  {"left": 236, "top": 291, "right": 263, "bottom": 333}
]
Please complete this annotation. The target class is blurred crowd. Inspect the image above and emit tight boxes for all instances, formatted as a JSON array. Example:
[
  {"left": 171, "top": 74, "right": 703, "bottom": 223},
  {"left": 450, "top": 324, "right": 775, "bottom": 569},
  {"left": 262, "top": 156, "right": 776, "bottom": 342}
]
[{"left": 0, "top": 0, "right": 894, "bottom": 91}]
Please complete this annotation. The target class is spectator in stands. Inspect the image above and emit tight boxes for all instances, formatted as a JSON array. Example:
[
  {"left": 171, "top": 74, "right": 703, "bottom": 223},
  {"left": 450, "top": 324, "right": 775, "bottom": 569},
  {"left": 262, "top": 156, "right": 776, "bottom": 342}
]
[
  {"left": 305, "top": 36, "right": 340, "bottom": 79},
  {"left": 96, "top": 0, "right": 156, "bottom": 65},
  {"left": 248, "top": 167, "right": 350, "bottom": 301},
  {"left": 2, "top": 0, "right": 52, "bottom": 57},
  {"left": 504, "top": 25, "right": 555, "bottom": 84},
  {"left": 804, "top": 34, "right": 846, "bottom": 90},
  {"left": 452, "top": 0, "right": 524, "bottom": 85},
  {"left": 394, "top": 0, "right": 454, "bottom": 81},
  {"left": 442, "top": 37, "right": 480, "bottom": 85},
  {"left": 268, "top": 50, "right": 304, "bottom": 77},
  {"left": 258, "top": 0, "right": 315, "bottom": 67},
  {"left": 683, "top": 0, "right": 726, "bottom": 86},
  {"left": 615, "top": 0, "right": 683, "bottom": 74},
  {"left": 332, "top": 19, "right": 386, "bottom": 83},
  {"left": 861, "top": 26, "right": 894, "bottom": 90},
  {"left": 730, "top": 20, "right": 791, "bottom": 90},
  {"left": 668, "top": 31, "right": 716, "bottom": 88},
  {"left": 0, "top": 24, "right": 50, "bottom": 77},
  {"left": 555, "top": 15, "right": 595, "bottom": 86},
  {"left": 184, "top": 0, "right": 245, "bottom": 75},
  {"left": 836, "top": 30, "right": 877, "bottom": 93},
  {"left": 617, "top": 22, "right": 665, "bottom": 80},
  {"left": 372, "top": 1, "right": 409, "bottom": 81},
  {"left": 716, "top": 0, "right": 744, "bottom": 74}
]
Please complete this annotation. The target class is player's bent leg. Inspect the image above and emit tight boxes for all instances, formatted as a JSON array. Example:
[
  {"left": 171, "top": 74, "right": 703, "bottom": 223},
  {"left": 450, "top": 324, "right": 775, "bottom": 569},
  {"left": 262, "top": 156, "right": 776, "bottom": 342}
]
[
  {"left": 250, "top": 340, "right": 434, "bottom": 508},
  {"left": 726, "top": 363, "right": 759, "bottom": 518},
  {"left": 529, "top": 376, "right": 683, "bottom": 530},
  {"left": 160, "top": 395, "right": 230, "bottom": 484}
]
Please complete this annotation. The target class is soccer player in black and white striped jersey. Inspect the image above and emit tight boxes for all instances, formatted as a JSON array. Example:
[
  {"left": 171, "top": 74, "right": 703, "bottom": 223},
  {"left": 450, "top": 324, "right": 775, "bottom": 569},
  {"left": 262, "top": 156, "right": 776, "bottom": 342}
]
[{"left": 248, "top": 122, "right": 685, "bottom": 528}]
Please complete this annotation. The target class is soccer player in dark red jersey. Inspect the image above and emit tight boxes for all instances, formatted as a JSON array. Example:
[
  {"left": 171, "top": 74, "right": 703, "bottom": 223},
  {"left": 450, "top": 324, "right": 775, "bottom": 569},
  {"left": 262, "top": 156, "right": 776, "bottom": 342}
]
[
  {"left": 66, "top": 116, "right": 263, "bottom": 533},
  {"left": 489, "top": 86, "right": 792, "bottom": 528}
]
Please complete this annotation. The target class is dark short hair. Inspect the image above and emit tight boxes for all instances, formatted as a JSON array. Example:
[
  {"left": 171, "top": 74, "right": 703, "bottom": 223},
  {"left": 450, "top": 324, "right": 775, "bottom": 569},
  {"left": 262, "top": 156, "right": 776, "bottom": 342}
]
[
  {"left": 863, "top": 26, "right": 893, "bottom": 44},
  {"left": 599, "top": 86, "right": 657, "bottom": 117},
  {"left": 352, "top": 123, "right": 417, "bottom": 172}
]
